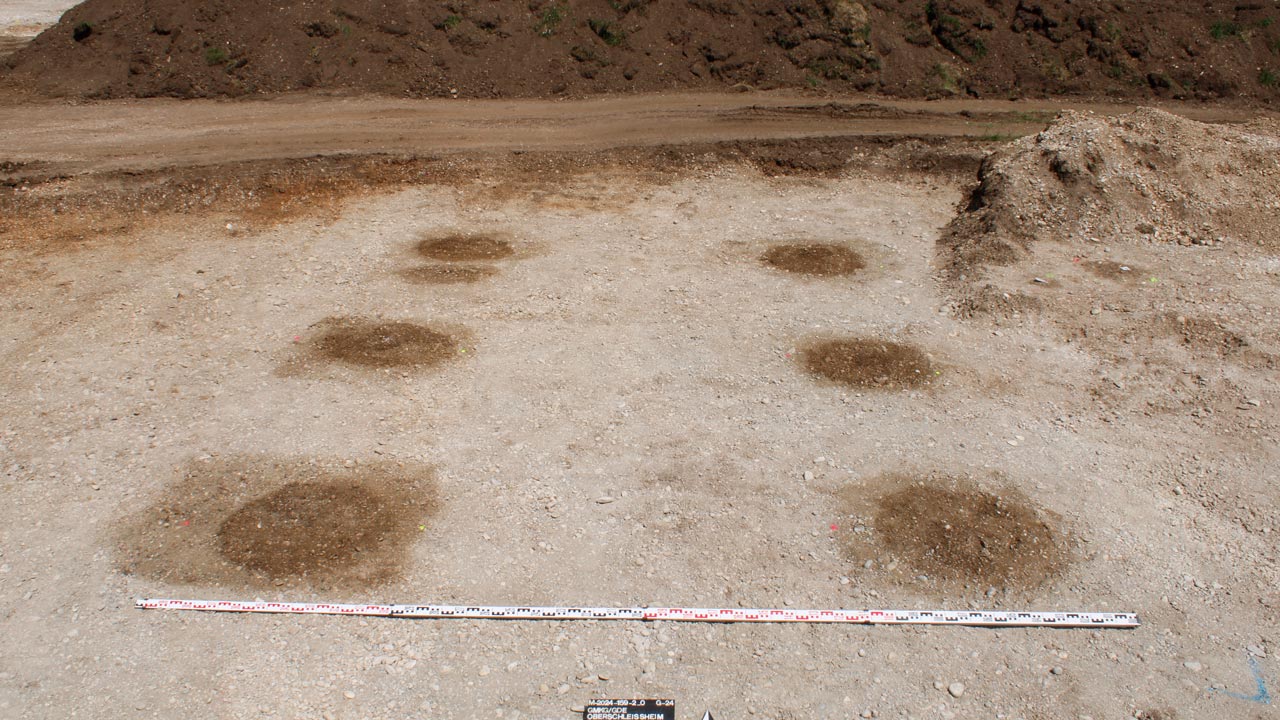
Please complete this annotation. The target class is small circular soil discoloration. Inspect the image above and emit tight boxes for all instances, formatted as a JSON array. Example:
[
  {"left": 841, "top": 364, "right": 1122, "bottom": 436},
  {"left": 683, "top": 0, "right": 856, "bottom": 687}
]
[
  {"left": 801, "top": 338, "right": 936, "bottom": 388},
  {"left": 400, "top": 264, "right": 499, "bottom": 285},
  {"left": 312, "top": 318, "right": 460, "bottom": 370},
  {"left": 1083, "top": 259, "right": 1141, "bottom": 281},
  {"left": 762, "top": 243, "right": 866, "bottom": 277},
  {"left": 416, "top": 233, "right": 514, "bottom": 262}
]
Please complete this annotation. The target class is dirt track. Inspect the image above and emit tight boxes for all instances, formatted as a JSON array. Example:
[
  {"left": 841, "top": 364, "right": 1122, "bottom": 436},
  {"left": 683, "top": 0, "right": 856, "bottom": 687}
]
[
  {"left": 0, "top": 92, "right": 1265, "bottom": 175},
  {"left": 2, "top": 93, "right": 1279, "bottom": 720}
]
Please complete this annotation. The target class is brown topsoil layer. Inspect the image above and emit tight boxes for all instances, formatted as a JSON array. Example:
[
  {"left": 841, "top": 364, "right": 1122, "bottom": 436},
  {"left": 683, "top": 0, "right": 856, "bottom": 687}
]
[{"left": 3, "top": 0, "right": 1279, "bottom": 101}]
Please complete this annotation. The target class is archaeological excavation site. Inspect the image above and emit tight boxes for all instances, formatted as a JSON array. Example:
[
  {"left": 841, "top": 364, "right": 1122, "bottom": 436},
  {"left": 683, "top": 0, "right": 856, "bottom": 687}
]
[{"left": 1, "top": 1, "right": 1279, "bottom": 718}]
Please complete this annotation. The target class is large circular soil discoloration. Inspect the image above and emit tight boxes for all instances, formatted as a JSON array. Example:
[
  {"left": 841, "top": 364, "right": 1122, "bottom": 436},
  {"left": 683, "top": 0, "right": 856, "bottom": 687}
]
[
  {"left": 312, "top": 318, "right": 460, "bottom": 370},
  {"left": 115, "top": 457, "right": 438, "bottom": 590},
  {"left": 801, "top": 338, "right": 936, "bottom": 389},
  {"left": 416, "top": 233, "right": 514, "bottom": 262},
  {"left": 842, "top": 475, "right": 1070, "bottom": 592},
  {"left": 217, "top": 481, "right": 411, "bottom": 579},
  {"left": 762, "top": 243, "right": 866, "bottom": 277}
]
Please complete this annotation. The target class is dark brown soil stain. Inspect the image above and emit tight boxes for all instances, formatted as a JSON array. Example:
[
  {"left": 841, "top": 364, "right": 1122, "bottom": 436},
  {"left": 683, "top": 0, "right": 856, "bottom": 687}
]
[
  {"left": 218, "top": 481, "right": 412, "bottom": 578},
  {"left": 841, "top": 473, "right": 1070, "bottom": 592},
  {"left": 310, "top": 317, "right": 461, "bottom": 370},
  {"left": 762, "top": 243, "right": 865, "bottom": 277},
  {"left": 1136, "top": 710, "right": 1177, "bottom": 720},
  {"left": 400, "top": 264, "right": 499, "bottom": 285},
  {"left": 1083, "top": 259, "right": 1141, "bottom": 281},
  {"left": 115, "top": 456, "right": 437, "bottom": 591},
  {"left": 1168, "top": 314, "right": 1249, "bottom": 355},
  {"left": 416, "top": 233, "right": 513, "bottom": 262},
  {"left": 801, "top": 338, "right": 937, "bottom": 389}
]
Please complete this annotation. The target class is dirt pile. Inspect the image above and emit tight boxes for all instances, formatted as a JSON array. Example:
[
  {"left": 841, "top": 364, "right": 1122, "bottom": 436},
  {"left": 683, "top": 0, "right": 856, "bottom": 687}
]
[
  {"left": 4, "top": 0, "right": 1279, "bottom": 100},
  {"left": 940, "top": 108, "right": 1280, "bottom": 423},
  {"left": 943, "top": 108, "right": 1280, "bottom": 274}
]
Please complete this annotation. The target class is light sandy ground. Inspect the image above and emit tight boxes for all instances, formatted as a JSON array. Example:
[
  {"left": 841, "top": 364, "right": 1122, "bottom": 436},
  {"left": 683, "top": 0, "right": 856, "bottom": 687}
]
[
  {"left": 0, "top": 0, "right": 70, "bottom": 56},
  {"left": 1, "top": 99, "right": 1278, "bottom": 720},
  {"left": 0, "top": 0, "right": 75, "bottom": 29}
]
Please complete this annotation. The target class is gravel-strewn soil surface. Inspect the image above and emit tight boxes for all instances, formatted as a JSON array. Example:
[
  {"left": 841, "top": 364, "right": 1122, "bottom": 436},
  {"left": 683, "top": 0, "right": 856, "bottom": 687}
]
[
  {"left": 2, "top": 109, "right": 1279, "bottom": 718},
  {"left": 5, "top": 0, "right": 1280, "bottom": 102}
]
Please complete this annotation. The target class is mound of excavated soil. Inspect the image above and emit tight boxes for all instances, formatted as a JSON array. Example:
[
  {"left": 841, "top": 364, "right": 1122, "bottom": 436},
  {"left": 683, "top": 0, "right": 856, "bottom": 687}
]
[
  {"left": 940, "top": 107, "right": 1280, "bottom": 420},
  {"left": 942, "top": 108, "right": 1280, "bottom": 274},
  {"left": 4, "top": 0, "right": 1279, "bottom": 100}
]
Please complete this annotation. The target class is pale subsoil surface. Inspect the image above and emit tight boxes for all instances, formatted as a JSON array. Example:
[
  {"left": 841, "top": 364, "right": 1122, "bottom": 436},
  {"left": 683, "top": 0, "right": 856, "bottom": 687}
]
[{"left": 0, "top": 104, "right": 1278, "bottom": 720}]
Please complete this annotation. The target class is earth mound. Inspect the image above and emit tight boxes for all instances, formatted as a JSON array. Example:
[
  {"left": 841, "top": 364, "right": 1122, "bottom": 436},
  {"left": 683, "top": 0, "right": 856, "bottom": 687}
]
[
  {"left": 942, "top": 108, "right": 1280, "bottom": 275},
  {"left": 4, "top": 0, "right": 1279, "bottom": 100},
  {"left": 940, "top": 108, "right": 1280, "bottom": 418}
]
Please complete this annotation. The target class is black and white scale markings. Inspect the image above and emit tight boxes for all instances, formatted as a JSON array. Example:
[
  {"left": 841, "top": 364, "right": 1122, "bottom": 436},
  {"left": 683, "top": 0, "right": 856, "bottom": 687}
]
[{"left": 137, "top": 599, "right": 1140, "bottom": 628}]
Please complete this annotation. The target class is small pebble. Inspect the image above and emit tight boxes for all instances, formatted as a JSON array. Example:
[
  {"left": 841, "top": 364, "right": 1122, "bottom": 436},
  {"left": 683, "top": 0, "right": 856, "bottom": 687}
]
[
  {"left": 1051, "top": 666, "right": 1064, "bottom": 675},
  {"left": 948, "top": 682, "right": 965, "bottom": 698},
  {"left": 1184, "top": 660, "right": 1203, "bottom": 672},
  {"left": 343, "top": 691, "right": 355, "bottom": 700}
]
